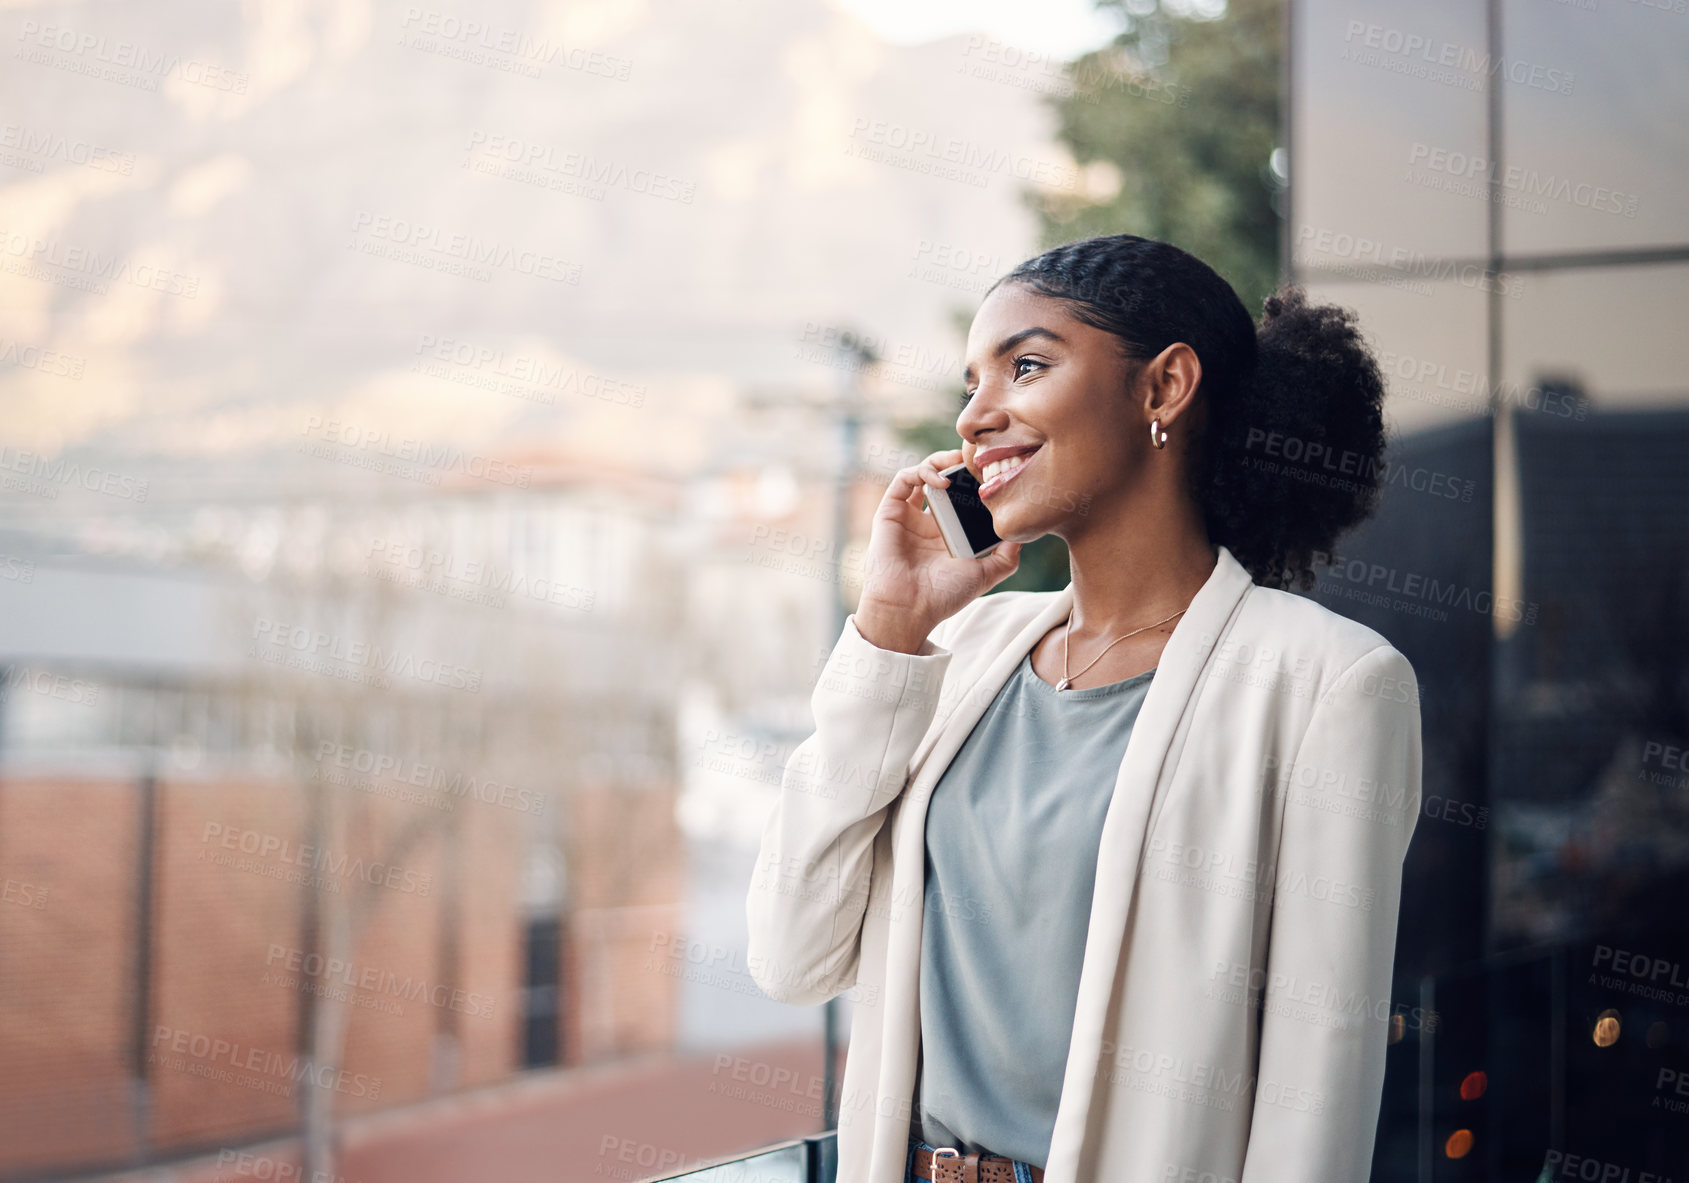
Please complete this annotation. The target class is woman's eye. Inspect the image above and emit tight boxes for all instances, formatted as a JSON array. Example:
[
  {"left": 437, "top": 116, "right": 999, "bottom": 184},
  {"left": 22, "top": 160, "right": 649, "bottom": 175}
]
[{"left": 960, "top": 359, "right": 1043, "bottom": 407}]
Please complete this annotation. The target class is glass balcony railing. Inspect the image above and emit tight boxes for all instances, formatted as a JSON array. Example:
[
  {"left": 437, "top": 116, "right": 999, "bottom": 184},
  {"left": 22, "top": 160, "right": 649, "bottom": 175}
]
[{"left": 650, "top": 1133, "right": 837, "bottom": 1183}]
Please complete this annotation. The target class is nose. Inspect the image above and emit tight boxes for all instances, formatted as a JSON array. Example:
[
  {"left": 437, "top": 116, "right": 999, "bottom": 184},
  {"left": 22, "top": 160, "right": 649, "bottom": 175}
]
[{"left": 956, "top": 379, "right": 1008, "bottom": 450}]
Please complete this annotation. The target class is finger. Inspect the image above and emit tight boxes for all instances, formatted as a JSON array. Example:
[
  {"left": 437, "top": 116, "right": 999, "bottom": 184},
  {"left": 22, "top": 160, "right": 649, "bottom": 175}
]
[
  {"left": 915, "top": 455, "right": 955, "bottom": 485},
  {"left": 920, "top": 453, "right": 960, "bottom": 485},
  {"left": 884, "top": 466, "right": 938, "bottom": 516},
  {"left": 883, "top": 464, "right": 923, "bottom": 503}
]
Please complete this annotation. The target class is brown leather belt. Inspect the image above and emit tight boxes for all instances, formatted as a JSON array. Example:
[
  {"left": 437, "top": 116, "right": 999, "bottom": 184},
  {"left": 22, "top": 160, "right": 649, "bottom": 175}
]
[{"left": 912, "top": 1145, "right": 1044, "bottom": 1183}]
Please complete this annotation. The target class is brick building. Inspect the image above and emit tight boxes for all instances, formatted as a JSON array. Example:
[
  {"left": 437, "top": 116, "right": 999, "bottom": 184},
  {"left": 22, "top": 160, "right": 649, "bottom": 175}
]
[{"left": 0, "top": 472, "right": 688, "bottom": 1180}]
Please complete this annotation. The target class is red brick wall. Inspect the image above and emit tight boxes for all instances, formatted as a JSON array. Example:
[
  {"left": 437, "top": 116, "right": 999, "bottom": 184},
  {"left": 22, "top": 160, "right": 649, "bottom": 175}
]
[
  {"left": 148, "top": 778, "right": 307, "bottom": 1147},
  {"left": 0, "top": 778, "right": 141, "bottom": 1176},
  {"left": 459, "top": 794, "right": 521, "bottom": 1089},
  {"left": 563, "top": 784, "right": 684, "bottom": 1065},
  {"left": 0, "top": 769, "right": 538, "bottom": 1178},
  {"left": 319, "top": 793, "right": 447, "bottom": 1119}
]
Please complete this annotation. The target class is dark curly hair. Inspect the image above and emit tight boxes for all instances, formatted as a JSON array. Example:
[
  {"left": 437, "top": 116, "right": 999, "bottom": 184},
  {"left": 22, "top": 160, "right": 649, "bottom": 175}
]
[{"left": 988, "top": 234, "right": 1387, "bottom": 590}]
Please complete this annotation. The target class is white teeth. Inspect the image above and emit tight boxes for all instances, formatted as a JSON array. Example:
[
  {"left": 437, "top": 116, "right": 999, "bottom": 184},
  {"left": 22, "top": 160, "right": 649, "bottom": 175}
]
[{"left": 982, "top": 453, "right": 1033, "bottom": 484}]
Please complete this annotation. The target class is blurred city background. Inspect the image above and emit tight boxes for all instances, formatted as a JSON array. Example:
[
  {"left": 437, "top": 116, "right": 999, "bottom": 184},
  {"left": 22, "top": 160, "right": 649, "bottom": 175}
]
[{"left": 1, "top": 0, "right": 1685, "bottom": 1181}]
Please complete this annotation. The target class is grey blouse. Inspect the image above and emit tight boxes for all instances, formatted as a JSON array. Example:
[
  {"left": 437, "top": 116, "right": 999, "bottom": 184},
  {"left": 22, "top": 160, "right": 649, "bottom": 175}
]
[{"left": 913, "top": 650, "right": 1154, "bottom": 1168}]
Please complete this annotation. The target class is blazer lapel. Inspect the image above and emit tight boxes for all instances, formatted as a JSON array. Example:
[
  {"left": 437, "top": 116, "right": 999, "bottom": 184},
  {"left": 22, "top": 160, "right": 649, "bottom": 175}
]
[{"left": 1043, "top": 546, "right": 1254, "bottom": 1181}]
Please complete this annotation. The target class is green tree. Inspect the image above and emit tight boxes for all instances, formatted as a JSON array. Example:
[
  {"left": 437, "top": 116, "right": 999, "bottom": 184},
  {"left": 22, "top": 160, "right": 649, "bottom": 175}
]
[
  {"left": 1036, "top": 0, "right": 1285, "bottom": 314},
  {"left": 896, "top": 0, "right": 1283, "bottom": 594}
]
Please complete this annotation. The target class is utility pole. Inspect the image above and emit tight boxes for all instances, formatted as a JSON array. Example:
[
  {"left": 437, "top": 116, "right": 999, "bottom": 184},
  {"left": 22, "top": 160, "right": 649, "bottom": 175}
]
[{"left": 741, "top": 328, "right": 881, "bottom": 1132}]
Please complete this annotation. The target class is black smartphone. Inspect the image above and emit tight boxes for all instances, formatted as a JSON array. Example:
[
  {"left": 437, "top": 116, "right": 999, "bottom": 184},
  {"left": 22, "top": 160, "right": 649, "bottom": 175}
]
[{"left": 923, "top": 463, "right": 1000, "bottom": 559}]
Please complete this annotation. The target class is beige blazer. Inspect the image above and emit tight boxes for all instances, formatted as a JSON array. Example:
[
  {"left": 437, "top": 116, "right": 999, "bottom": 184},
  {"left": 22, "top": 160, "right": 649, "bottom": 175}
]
[{"left": 746, "top": 545, "right": 1423, "bottom": 1183}]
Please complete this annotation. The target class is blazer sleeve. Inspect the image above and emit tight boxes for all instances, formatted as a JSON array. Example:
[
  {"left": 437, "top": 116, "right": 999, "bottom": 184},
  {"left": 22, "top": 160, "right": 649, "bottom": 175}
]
[
  {"left": 744, "top": 610, "right": 958, "bottom": 1006},
  {"left": 1239, "top": 642, "right": 1423, "bottom": 1183}
]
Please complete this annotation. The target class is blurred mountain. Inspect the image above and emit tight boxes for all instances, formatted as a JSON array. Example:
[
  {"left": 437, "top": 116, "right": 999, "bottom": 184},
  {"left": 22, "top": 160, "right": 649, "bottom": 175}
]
[{"left": 0, "top": 0, "right": 1086, "bottom": 489}]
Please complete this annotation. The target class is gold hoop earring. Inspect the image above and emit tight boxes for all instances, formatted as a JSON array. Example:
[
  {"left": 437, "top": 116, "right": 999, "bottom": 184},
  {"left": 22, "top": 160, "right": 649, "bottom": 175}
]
[{"left": 1150, "top": 419, "right": 1168, "bottom": 450}]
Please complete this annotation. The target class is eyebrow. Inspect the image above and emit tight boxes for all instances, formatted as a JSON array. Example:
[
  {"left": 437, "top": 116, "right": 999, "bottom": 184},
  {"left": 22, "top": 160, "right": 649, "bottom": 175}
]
[{"left": 962, "top": 326, "right": 1067, "bottom": 384}]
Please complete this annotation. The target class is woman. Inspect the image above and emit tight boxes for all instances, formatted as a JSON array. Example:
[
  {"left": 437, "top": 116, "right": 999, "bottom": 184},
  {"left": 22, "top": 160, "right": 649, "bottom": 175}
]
[{"left": 747, "top": 235, "right": 1422, "bottom": 1183}]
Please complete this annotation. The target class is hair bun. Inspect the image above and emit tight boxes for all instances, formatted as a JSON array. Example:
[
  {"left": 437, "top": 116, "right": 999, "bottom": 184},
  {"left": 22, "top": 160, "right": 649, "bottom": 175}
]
[{"left": 1208, "top": 284, "right": 1388, "bottom": 589}]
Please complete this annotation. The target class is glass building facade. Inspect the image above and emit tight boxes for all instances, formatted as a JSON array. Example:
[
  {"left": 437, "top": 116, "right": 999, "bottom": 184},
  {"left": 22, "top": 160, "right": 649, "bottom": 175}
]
[{"left": 1290, "top": 0, "right": 1689, "bottom": 1176}]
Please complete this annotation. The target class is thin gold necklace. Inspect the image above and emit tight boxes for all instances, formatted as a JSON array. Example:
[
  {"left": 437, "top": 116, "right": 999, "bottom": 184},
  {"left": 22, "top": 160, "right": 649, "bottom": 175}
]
[{"left": 1056, "top": 607, "right": 1186, "bottom": 691}]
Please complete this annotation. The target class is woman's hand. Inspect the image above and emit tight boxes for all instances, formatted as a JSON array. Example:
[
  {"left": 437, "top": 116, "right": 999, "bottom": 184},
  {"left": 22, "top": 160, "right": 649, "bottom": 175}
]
[{"left": 853, "top": 448, "right": 1022, "bottom": 653}]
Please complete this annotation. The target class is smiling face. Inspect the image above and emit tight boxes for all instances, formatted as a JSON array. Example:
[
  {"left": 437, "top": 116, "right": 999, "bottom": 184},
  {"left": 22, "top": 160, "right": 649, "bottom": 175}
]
[{"left": 958, "top": 282, "right": 1155, "bottom": 544}]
